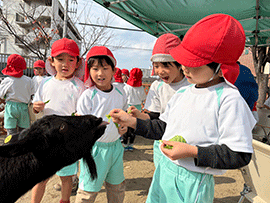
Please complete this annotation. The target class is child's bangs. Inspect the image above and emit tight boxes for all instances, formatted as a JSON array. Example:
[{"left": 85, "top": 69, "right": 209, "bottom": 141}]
[{"left": 88, "top": 56, "right": 115, "bottom": 70}]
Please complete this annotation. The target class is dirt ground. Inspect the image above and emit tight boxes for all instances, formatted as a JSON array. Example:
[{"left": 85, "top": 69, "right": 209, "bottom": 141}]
[{"left": 0, "top": 130, "right": 250, "bottom": 203}]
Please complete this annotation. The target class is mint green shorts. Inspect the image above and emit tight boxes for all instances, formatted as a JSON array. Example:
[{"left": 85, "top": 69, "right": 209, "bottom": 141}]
[
  {"left": 56, "top": 161, "right": 78, "bottom": 177},
  {"left": 153, "top": 140, "right": 162, "bottom": 167},
  {"left": 4, "top": 101, "right": 30, "bottom": 129},
  {"left": 79, "top": 139, "right": 125, "bottom": 192},
  {"left": 147, "top": 155, "right": 215, "bottom": 203}
]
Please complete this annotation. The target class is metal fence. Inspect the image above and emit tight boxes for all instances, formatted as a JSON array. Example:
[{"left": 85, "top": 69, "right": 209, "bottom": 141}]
[{"left": 0, "top": 53, "right": 40, "bottom": 78}]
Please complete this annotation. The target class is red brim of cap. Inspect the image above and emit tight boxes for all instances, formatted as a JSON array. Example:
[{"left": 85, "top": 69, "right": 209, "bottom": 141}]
[
  {"left": 51, "top": 50, "right": 79, "bottom": 57},
  {"left": 170, "top": 44, "right": 212, "bottom": 67}
]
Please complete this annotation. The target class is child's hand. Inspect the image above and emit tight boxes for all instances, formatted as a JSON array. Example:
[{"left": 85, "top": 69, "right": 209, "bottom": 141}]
[
  {"left": 118, "top": 125, "right": 128, "bottom": 136},
  {"left": 109, "top": 109, "right": 137, "bottom": 129},
  {"left": 33, "top": 101, "right": 45, "bottom": 114},
  {"left": 127, "top": 106, "right": 140, "bottom": 117},
  {"left": 160, "top": 140, "right": 198, "bottom": 160}
]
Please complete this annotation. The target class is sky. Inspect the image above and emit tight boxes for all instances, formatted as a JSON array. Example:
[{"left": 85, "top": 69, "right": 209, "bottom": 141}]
[{"left": 59, "top": 0, "right": 157, "bottom": 71}]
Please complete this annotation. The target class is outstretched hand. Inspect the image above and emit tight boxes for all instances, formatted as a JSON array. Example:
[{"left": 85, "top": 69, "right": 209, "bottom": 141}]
[
  {"left": 109, "top": 109, "right": 137, "bottom": 129},
  {"left": 160, "top": 140, "right": 198, "bottom": 160}
]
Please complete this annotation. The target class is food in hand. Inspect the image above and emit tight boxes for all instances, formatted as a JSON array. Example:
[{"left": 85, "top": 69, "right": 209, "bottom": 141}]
[
  {"left": 106, "top": 114, "right": 119, "bottom": 128},
  {"left": 160, "top": 135, "right": 186, "bottom": 149},
  {"left": 44, "top": 99, "right": 50, "bottom": 104}
]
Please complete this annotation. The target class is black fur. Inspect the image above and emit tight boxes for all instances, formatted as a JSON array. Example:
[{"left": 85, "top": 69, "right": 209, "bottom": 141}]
[{"left": 0, "top": 114, "right": 106, "bottom": 203}]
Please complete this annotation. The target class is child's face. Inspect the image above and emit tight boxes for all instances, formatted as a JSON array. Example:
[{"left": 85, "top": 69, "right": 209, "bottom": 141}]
[
  {"left": 34, "top": 67, "right": 45, "bottom": 76},
  {"left": 51, "top": 53, "right": 78, "bottom": 80},
  {"left": 122, "top": 74, "right": 128, "bottom": 83},
  {"left": 90, "top": 59, "right": 115, "bottom": 91},
  {"left": 182, "top": 65, "right": 222, "bottom": 87},
  {"left": 153, "top": 62, "right": 183, "bottom": 84}
]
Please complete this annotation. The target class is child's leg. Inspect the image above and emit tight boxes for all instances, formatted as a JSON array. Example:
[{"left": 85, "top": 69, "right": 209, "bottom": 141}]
[
  {"left": 31, "top": 178, "right": 50, "bottom": 203},
  {"left": 18, "top": 126, "right": 25, "bottom": 133},
  {"left": 75, "top": 188, "right": 98, "bottom": 203},
  {"left": 122, "top": 132, "right": 129, "bottom": 151},
  {"left": 59, "top": 176, "right": 73, "bottom": 201},
  {"left": 105, "top": 181, "right": 125, "bottom": 203},
  {"left": 128, "top": 131, "right": 136, "bottom": 151},
  {"left": 56, "top": 161, "right": 78, "bottom": 201},
  {"left": 6, "top": 128, "right": 17, "bottom": 136}
]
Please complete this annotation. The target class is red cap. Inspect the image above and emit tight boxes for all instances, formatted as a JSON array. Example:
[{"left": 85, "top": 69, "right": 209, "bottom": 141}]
[
  {"left": 2, "top": 54, "right": 26, "bottom": 78},
  {"left": 114, "top": 67, "right": 124, "bottom": 83},
  {"left": 127, "top": 68, "right": 143, "bottom": 87},
  {"left": 170, "top": 14, "right": 245, "bottom": 85},
  {"left": 33, "top": 60, "right": 45, "bottom": 68},
  {"left": 51, "top": 38, "right": 80, "bottom": 57},
  {"left": 151, "top": 33, "right": 181, "bottom": 62},
  {"left": 121, "top": 69, "right": 129, "bottom": 77},
  {"left": 84, "top": 46, "right": 116, "bottom": 87},
  {"left": 86, "top": 46, "right": 116, "bottom": 66}
]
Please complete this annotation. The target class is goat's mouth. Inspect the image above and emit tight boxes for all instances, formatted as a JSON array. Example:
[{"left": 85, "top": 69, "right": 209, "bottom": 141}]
[
  {"left": 95, "top": 119, "right": 108, "bottom": 134},
  {"left": 99, "top": 121, "right": 109, "bottom": 127}
]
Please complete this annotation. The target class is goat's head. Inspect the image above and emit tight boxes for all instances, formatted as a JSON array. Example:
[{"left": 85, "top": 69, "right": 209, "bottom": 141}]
[{"left": 0, "top": 114, "right": 107, "bottom": 178}]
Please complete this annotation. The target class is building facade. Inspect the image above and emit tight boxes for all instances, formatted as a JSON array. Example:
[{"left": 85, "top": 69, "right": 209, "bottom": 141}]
[{"left": 0, "top": 0, "right": 81, "bottom": 57}]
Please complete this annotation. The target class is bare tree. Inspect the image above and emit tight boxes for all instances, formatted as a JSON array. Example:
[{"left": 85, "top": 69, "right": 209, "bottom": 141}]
[
  {"left": 0, "top": 0, "right": 125, "bottom": 60},
  {"left": 252, "top": 47, "right": 270, "bottom": 106},
  {"left": 0, "top": 2, "right": 60, "bottom": 61},
  {"left": 69, "top": 0, "right": 125, "bottom": 57}
]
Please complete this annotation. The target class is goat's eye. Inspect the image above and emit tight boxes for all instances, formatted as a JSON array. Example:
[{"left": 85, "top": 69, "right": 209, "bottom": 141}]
[{"left": 59, "top": 122, "right": 68, "bottom": 133}]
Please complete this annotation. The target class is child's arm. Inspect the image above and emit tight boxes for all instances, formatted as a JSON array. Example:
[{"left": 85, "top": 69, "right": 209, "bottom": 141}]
[
  {"left": 195, "top": 144, "right": 252, "bottom": 169},
  {"left": 160, "top": 142, "right": 251, "bottom": 169},
  {"left": 109, "top": 109, "right": 166, "bottom": 140}
]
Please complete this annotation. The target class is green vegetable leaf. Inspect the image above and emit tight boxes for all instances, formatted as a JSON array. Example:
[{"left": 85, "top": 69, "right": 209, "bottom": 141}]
[
  {"left": 71, "top": 112, "right": 76, "bottom": 116},
  {"left": 160, "top": 135, "right": 186, "bottom": 149},
  {"left": 44, "top": 99, "right": 50, "bottom": 104},
  {"left": 106, "top": 114, "right": 112, "bottom": 122},
  {"left": 106, "top": 114, "right": 119, "bottom": 128}
]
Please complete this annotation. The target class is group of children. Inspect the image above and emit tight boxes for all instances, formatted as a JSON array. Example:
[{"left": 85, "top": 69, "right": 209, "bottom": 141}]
[{"left": 0, "top": 13, "right": 257, "bottom": 203}]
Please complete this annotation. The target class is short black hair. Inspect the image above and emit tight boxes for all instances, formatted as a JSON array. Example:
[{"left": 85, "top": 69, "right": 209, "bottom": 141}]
[
  {"left": 207, "top": 62, "right": 220, "bottom": 72},
  {"left": 87, "top": 56, "right": 115, "bottom": 71},
  {"left": 157, "top": 61, "right": 181, "bottom": 68}
]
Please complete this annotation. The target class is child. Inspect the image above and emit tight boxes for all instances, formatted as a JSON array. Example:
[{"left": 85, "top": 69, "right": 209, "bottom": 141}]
[
  {"left": 109, "top": 14, "right": 256, "bottom": 202},
  {"left": 31, "top": 38, "right": 85, "bottom": 203},
  {"left": 75, "top": 46, "right": 127, "bottom": 203},
  {"left": 122, "top": 67, "right": 146, "bottom": 151},
  {"left": 0, "top": 54, "right": 34, "bottom": 138},
  {"left": 128, "top": 33, "right": 189, "bottom": 164},
  {"left": 112, "top": 67, "right": 125, "bottom": 90},
  {"left": 32, "top": 60, "right": 47, "bottom": 92},
  {"left": 121, "top": 68, "right": 129, "bottom": 83}
]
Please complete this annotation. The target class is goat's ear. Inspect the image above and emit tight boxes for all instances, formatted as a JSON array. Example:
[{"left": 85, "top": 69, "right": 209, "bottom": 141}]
[
  {"left": 0, "top": 140, "right": 31, "bottom": 157},
  {"left": 59, "top": 122, "right": 68, "bottom": 134}
]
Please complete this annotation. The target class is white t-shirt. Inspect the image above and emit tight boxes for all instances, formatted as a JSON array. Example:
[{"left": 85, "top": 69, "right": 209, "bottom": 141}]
[
  {"left": 77, "top": 85, "right": 128, "bottom": 143},
  {"left": 124, "top": 84, "right": 146, "bottom": 106},
  {"left": 33, "top": 76, "right": 85, "bottom": 116},
  {"left": 0, "top": 75, "right": 35, "bottom": 103},
  {"left": 144, "top": 78, "right": 190, "bottom": 113},
  {"left": 32, "top": 75, "right": 48, "bottom": 92},
  {"left": 112, "top": 82, "right": 125, "bottom": 91},
  {"left": 159, "top": 82, "right": 256, "bottom": 175}
]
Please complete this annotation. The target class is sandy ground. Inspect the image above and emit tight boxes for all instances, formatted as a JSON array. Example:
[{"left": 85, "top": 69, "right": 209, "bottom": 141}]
[{"left": 0, "top": 129, "right": 250, "bottom": 203}]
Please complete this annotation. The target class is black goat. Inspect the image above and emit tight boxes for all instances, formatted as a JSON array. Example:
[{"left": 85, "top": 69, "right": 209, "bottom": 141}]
[{"left": 0, "top": 114, "right": 107, "bottom": 203}]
